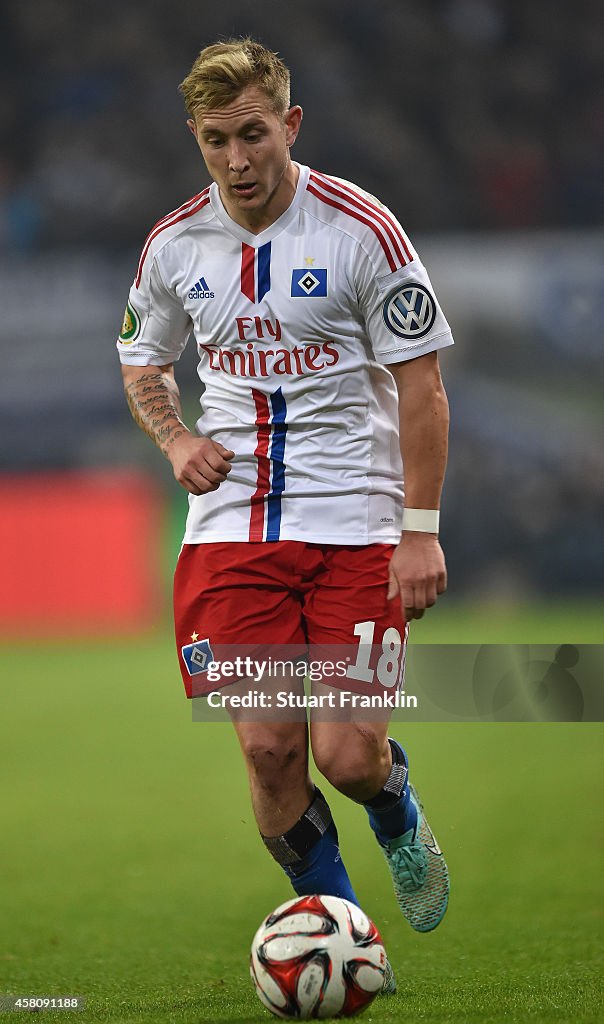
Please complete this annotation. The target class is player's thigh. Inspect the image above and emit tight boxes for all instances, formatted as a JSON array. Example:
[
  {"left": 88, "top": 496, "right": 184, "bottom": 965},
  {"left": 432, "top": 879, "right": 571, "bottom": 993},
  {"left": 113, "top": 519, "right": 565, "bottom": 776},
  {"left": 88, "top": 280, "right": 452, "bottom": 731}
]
[
  {"left": 305, "top": 543, "right": 408, "bottom": 697},
  {"left": 174, "top": 541, "right": 308, "bottom": 699},
  {"left": 305, "top": 543, "right": 407, "bottom": 756}
]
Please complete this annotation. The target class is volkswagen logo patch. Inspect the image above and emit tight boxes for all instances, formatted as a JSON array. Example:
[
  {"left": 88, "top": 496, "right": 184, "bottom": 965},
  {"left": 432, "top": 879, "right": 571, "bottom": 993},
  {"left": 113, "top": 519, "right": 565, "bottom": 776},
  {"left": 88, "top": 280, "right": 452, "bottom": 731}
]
[{"left": 382, "top": 282, "right": 436, "bottom": 339}]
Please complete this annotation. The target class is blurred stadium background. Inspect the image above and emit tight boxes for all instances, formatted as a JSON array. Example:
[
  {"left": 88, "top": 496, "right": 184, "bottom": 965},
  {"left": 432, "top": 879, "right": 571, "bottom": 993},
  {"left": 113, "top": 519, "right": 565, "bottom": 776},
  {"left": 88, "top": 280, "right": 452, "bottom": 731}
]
[
  {"left": 1, "top": 0, "right": 602, "bottom": 638},
  {"left": 1, "top": 3, "right": 603, "bottom": 1021}
]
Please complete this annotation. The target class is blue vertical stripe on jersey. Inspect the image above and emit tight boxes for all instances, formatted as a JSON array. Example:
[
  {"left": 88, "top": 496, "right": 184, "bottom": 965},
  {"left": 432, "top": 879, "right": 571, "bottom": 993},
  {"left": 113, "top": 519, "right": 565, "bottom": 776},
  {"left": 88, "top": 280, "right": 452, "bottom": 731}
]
[
  {"left": 266, "top": 387, "right": 287, "bottom": 541},
  {"left": 257, "top": 242, "right": 271, "bottom": 302}
]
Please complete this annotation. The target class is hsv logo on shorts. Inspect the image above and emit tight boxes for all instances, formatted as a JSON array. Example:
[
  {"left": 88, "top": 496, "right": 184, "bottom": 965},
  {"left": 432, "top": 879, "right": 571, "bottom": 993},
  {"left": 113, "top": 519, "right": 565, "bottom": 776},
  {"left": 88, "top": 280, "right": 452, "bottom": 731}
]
[
  {"left": 181, "top": 637, "right": 214, "bottom": 676},
  {"left": 291, "top": 268, "right": 328, "bottom": 296},
  {"left": 382, "top": 282, "right": 436, "bottom": 339}
]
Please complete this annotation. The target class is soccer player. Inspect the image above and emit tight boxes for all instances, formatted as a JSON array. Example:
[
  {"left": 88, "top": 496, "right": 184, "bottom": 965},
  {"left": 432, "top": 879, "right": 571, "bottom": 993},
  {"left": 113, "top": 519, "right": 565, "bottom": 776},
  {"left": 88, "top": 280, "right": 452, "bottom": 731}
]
[{"left": 118, "top": 38, "right": 452, "bottom": 993}]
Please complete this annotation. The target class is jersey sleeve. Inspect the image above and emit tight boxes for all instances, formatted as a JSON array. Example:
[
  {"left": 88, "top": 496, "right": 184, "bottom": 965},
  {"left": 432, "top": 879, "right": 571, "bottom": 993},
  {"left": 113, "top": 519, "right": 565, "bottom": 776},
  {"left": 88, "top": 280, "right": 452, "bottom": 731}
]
[
  {"left": 116, "top": 252, "right": 192, "bottom": 366},
  {"left": 355, "top": 228, "right": 454, "bottom": 365}
]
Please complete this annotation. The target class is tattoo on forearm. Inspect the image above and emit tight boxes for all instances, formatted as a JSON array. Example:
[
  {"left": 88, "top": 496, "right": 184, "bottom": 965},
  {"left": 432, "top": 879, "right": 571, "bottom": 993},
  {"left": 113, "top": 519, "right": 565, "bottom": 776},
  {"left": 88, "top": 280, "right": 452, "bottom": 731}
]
[{"left": 124, "top": 373, "right": 187, "bottom": 455}]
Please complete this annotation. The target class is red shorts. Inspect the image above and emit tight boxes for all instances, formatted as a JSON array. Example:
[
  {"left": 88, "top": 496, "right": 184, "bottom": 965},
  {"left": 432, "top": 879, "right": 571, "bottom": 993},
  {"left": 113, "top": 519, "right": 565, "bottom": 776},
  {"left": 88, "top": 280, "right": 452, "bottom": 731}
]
[{"left": 173, "top": 541, "right": 407, "bottom": 698}]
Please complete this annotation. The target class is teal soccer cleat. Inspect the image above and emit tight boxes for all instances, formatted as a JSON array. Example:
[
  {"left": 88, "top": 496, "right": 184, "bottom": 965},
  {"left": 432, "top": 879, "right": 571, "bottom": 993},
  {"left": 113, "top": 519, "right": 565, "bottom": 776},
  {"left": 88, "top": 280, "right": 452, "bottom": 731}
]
[
  {"left": 380, "top": 956, "right": 397, "bottom": 995},
  {"left": 381, "top": 784, "right": 449, "bottom": 933}
]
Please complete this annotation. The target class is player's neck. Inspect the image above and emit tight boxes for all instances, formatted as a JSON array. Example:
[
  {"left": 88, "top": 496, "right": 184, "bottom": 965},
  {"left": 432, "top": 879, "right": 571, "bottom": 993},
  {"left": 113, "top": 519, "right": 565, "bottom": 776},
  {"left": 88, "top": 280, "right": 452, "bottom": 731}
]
[{"left": 218, "top": 160, "right": 300, "bottom": 235}]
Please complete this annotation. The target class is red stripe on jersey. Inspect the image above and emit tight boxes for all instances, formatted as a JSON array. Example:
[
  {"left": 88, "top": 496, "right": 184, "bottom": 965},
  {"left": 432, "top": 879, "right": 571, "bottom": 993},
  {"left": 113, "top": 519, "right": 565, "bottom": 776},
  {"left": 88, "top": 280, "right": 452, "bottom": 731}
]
[
  {"left": 241, "top": 243, "right": 256, "bottom": 303},
  {"left": 135, "top": 190, "right": 211, "bottom": 288},
  {"left": 145, "top": 188, "right": 209, "bottom": 241},
  {"left": 307, "top": 183, "right": 397, "bottom": 272},
  {"left": 135, "top": 189, "right": 209, "bottom": 284},
  {"left": 249, "top": 390, "right": 272, "bottom": 541},
  {"left": 311, "top": 171, "right": 413, "bottom": 266}
]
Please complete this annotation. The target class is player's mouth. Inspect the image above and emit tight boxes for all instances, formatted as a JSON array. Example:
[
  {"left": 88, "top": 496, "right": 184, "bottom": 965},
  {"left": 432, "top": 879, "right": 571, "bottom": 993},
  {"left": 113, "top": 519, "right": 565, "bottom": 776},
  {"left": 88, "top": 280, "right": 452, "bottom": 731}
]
[{"left": 232, "top": 181, "right": 258, "bottom": 197}]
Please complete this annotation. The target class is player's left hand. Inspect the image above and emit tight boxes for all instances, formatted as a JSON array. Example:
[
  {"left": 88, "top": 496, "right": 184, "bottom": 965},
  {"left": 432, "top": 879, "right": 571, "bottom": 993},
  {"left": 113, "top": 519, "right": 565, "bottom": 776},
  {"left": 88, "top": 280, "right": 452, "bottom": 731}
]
[{"left": 387, "top": 533, "right": 447, "bottom": 621}]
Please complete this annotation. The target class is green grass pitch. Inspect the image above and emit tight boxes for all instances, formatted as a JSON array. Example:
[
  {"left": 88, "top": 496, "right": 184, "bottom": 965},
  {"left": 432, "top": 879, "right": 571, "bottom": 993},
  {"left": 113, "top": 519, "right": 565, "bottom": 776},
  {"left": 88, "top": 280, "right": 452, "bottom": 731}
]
[{"left": 1, "top": 604, "right": 602, "bottom": 1023}]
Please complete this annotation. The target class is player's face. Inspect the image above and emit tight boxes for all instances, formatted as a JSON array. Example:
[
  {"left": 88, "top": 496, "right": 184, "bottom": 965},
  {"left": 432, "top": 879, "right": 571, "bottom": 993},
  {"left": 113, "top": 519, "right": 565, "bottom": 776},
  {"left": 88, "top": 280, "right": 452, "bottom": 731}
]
[{"left": 188, "top": 86, "right": 302, "bottom": 233}]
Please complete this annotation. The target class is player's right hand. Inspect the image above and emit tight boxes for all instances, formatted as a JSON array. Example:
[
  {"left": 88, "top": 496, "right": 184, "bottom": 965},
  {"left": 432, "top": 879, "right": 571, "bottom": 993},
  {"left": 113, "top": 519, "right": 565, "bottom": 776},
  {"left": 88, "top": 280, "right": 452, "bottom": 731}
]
[{"left": 167, "top": 433, "right": 235, "bottom": 495}]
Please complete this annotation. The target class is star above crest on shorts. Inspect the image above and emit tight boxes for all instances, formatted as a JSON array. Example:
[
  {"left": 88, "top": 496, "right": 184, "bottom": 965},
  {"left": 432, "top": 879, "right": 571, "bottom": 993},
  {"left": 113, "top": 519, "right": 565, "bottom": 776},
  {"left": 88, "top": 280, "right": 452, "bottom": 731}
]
[
  {"left": 190, "top": 631, "right": 199, "bottom": 642},
  {"left": 304, "top": 256, "right": 315, "bottom": 266}
]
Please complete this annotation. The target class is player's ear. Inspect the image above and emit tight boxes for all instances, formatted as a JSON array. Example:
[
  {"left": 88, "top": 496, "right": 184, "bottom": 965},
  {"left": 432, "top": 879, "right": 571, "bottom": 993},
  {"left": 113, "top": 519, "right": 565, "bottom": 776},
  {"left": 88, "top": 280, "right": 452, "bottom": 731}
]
[
  {"left": 186, "top": 118, "right": 198, "bottom": 140},
  {"left": 284, "top": 105, "right": 303, "bottom": 147}
]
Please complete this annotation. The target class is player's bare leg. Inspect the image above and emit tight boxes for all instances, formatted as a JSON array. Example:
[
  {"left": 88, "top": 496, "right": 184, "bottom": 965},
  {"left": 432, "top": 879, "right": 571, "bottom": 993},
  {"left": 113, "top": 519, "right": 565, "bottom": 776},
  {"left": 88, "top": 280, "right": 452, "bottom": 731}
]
[
  {"left": 228, "top": 675, "right": 312, "bottom": 835},
  {"left": 310, "top": 714, "right": 393, "bottom": 802},
  {"left": 310, "top": 687, "right": 449, "bottom": 935},
  {"left": 226, "top": 672, "right": 360, "bottom": 905}
]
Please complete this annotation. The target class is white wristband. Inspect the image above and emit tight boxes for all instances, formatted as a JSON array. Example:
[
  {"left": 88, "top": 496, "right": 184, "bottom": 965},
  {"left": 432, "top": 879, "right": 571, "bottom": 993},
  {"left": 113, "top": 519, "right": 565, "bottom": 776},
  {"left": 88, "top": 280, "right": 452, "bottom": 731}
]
[{"left": 402, "top": 508, "right": 440, "bottom": 534}]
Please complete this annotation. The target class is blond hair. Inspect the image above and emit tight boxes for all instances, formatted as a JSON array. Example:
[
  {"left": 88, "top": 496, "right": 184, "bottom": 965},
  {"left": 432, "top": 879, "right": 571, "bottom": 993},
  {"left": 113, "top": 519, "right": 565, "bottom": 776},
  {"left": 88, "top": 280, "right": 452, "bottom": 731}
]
[{"left": 179, "top": 38, "right": 291, "bottom": 119}]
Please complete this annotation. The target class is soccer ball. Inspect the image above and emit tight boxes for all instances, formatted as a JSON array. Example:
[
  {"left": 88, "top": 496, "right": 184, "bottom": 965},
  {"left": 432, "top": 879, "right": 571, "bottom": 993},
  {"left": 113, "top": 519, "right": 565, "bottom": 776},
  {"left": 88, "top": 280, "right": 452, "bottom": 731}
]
[{"left": 250, "top": 894, "right": 386, "bottom": 1019}]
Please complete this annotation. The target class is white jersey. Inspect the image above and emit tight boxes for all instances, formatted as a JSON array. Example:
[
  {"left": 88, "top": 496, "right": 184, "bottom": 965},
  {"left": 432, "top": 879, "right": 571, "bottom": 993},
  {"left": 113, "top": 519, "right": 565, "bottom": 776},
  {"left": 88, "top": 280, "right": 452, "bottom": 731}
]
[{"left": 117, "top": 164, "right": 454, "bottom": 544}]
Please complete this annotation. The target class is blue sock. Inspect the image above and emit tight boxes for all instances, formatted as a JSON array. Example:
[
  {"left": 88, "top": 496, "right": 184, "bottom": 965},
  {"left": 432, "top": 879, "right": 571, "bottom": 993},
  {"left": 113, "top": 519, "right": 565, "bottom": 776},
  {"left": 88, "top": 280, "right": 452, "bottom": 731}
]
[
  {"left": 285, "top": 821, "right": 359, "bottom": 905},
  {"left": 261, "top": 788, "right": 359, "bottom": 907},
  {"left": 364, "top": 738, "right": 417, "bottom": 845}
]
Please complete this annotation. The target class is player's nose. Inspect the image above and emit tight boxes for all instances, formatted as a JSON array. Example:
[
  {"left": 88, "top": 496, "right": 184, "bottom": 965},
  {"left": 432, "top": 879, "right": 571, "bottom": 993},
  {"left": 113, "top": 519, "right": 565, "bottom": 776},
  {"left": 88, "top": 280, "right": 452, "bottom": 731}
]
[{"left": 227, "top": 141, "right": 250, "bottom": 173}]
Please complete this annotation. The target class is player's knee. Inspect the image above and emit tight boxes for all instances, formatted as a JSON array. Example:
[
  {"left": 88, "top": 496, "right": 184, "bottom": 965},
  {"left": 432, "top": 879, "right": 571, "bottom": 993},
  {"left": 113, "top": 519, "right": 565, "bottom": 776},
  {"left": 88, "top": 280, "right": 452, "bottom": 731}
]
[
  {"left": 313, "top": 730, "right": 387, "bottom": 799},
  {"left": 240, "top": 732, "right": 306, "bottom": 794},
  {"left": 316, "top": 752, "right": 376, "bottom": 797}
]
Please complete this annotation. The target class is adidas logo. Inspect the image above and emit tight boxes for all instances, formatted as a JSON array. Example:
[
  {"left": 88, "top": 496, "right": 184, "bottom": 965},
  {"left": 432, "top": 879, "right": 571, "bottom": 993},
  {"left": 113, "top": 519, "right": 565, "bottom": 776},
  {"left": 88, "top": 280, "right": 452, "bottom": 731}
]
[{"left": 188, "top": 276, "right": 215, "bottom": 300}]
